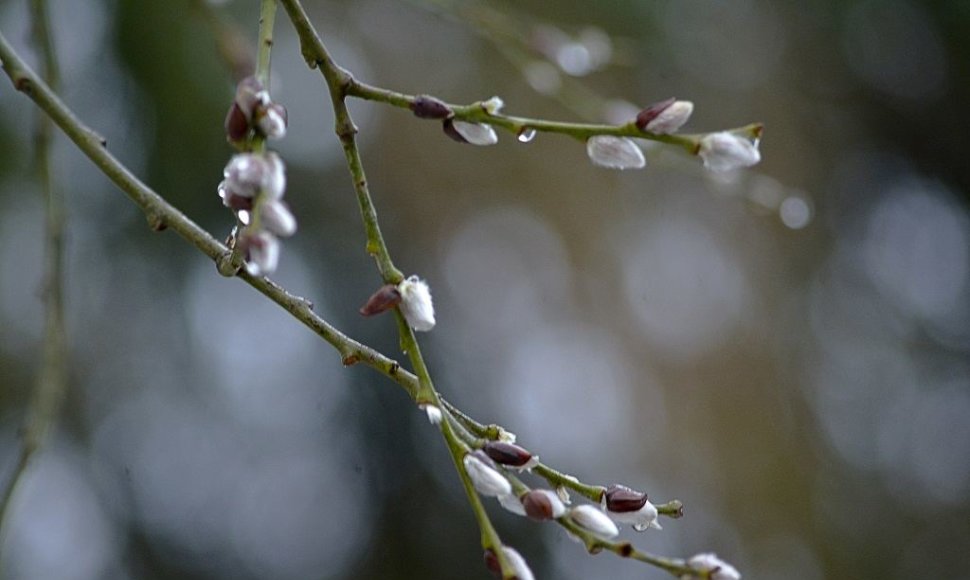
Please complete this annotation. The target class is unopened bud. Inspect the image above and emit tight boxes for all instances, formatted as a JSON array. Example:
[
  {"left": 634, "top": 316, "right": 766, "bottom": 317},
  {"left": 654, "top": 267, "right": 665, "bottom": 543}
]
[
  {"left": 234, "top": 76, "right": 268, "bottom": 119},
  {"left": 604, "top": 484, "right": 648, "bottom": 513},
  {"left": 218, "top": 180, "right": 254, "bottom": 211},
  {"left": 238, "top": 230, "right": 280, "bottom": 277},
  {"left": 463, "top": 451, "right": 512, "bottom": 498},
  {"left": 522, "top": 489, "right": 566, "bottom": 521},
  {"left": 359, "top": 284, "right": 402, "bottom": 316},
  {"left": 255, "top": 102, "right": 288, "bottom": 139},
  {"left": 586, "top": 135, "right": 645, "bottom": 170},
  {"left": 569, "top": 505, "right": 619, "bottom": 539},
  {"left": 411, "top": 95, "right": 453, "bottom": 119},
  {"left": 260, "top": 199, "right": 297, "bottom": 237},
  {"left": 685, "top": 553, "right": 742, "bottom": 580},
  {"left": 262, "top": 152, "right": 287, "bottom": 199},
  {"left": 420, "top": 403, "right": 443, "bottom": 425},
  {"left": 636, "top": 99, "right": 693, "bottom": 135},
  {"left": 608, "top": 497, "right": 662, "bottom": 532},
  {"left": 484, "top": 546, "right": 534, "bottom": 580},
  {"left": 444, "top": 119, "right": 499, "bottom": 146},
  {"left": 498, "top": 492, "right": 527, "bottom": 516},
  {"left": 225, "top": 101, "right": 251, "bottom": 142},
  {"left": 482, "top": 441, "right": 537, "bottom": 471},
  {"left": 698, "top": 131, "right": 761, "bottom": 172},
  {"left": 398, "top": 275, "right": 435, "bottom": 331},
  {"left": 481, "top": 96, "right": 505, "bottom": 115}
]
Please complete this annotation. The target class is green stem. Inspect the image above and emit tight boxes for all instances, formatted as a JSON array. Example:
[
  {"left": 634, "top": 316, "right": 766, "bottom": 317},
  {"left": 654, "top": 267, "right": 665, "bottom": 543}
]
[
  {"left": 0, "top": 29, "right": 418, "bottom": 403},
  {"left": 0, "top": 0, "right": 66, "bottom": 554},
  {"left": 276, "top": 0, "right": 402, "bottom": 283},
  {"left": 346, "top": 80, "right": 763, "bottom": 153},
  {"left": 255, "top": 0, "right": 277, "bottom": 87}
]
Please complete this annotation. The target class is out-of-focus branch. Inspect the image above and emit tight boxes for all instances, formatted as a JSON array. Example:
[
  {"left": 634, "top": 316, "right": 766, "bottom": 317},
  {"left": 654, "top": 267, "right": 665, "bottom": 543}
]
[
  {"left": 189, "top": 0, "right": 254, "bottom": 82},
  {"left": 0, "top": 29, "right": 418, "bottom": 403},
  {"left": 0, "top": 0, "right": 67, "bottom": 551}
]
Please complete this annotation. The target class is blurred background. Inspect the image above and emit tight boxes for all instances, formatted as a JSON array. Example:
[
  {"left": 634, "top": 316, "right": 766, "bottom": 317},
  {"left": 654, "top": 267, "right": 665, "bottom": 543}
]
[{"left": 1, "top": 0, "right": 969, "bottom": 578}]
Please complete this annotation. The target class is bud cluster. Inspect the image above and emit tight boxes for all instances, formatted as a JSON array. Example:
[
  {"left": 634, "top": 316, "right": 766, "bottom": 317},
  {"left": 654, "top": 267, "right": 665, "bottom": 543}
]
[
  {"left": 225, "top": 76, "right": 288, "bottom": 142},
  {"left": 585, "top": 96, "right": 762, "bottom": 174},
  {"left": 218, "top": 77, "right": 295, "bottom": 277}
]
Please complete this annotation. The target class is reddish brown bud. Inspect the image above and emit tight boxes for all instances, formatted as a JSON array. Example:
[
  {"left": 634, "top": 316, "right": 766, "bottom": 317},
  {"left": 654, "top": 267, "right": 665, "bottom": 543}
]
[
  {"left": 604, "top": 484, "right": 648, "bottom": 513},
  {"left": 634, "top": 97, "right": 676, "bottom": 130},
  {"left": 442, "top": 118, "right": 467, "bottom": 143},
  {"left": 483, "top": 549, "right": 501, "bottom": 577},
  {"left": 225, "top": 102, "right": 251, "bottom": 142},
  {"left": 522, "top": 491, "right": 551, "bottom": 520},
  {"left": 359, "top": 284, "right": 402, "bottom": 316},
  {"left": 411, "top": 95, "right": 453, "bottom": 119},
  {"left": 483, "top": 441, "right": 533, "bottom": 467}
]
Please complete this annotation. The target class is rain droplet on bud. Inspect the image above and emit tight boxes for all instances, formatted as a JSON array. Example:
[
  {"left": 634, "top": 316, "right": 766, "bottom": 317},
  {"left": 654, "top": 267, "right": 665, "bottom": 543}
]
[{"left": 517, "top": 128, "right": 537, "bottom": 143}]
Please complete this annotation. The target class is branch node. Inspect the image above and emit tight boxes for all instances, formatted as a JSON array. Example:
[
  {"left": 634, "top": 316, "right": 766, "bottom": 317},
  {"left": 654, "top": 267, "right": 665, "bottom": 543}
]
[
  {"left": 146, "top": 212, "right": 167, "bottom": 232},
  {"left": 216, "top": 251, "right": 241, "bottom": 277},
  {"left": 341, "top": 353, "right": 359, "bottom": 366}
]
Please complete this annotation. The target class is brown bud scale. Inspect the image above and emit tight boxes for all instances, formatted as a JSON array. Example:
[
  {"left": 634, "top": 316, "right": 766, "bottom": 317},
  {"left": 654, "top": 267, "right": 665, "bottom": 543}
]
[
  {"left": 359, "top": 284, "right": 402, "bottom": 316},
  {"left": 483, "top": 441, "right": 533, "bottom": 467},
  {"left": 634, "top": 97, "right": 676, "bottom": 130},
  {"left": 605, "top": 484, "right": 648, "bottom": 513},
  {"left": 411, "top": 95, "right": 453, "bottom": 119},
  {"left": 521, "top": 491, "right": 554, "bottom": 521}
]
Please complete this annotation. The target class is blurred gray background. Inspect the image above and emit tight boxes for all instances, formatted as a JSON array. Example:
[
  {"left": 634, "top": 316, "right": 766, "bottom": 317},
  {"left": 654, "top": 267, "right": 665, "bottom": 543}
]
[{"left": 1, "top": 0, "right": 969, "bottom": 578}]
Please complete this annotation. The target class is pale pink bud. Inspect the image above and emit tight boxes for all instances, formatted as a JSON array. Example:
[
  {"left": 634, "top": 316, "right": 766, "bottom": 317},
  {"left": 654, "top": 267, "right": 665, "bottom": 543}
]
[
  {"left": 260, "top": 199, "right": 297, "bottom": 237},
  {"left": 684, "top": 553, "right": 741, "bottom": 580},
  {"left": 255, "top": 103, "right": 288, "bottom": 140},
  {"left": 218, "top": 180, "right": 253, "bottom": 211},
  {"left": 238, "top": 230, "right": 280, "bottom": 277},
  {"left": 698, "top": 132, "right": 761, "bottom": 172},
  {"left": 586, "top": 136, "right": 645, "bottom": 170},
  {"left": 262, "top": 152, "right": 286, "bottom": 199},
  {"left": 223, "top": 154, "right": 266, "bottom": 198},
  {"left": 463, "top": 452, "right": 512, "bottom": 498},
  {"left": 397, "top": 275, "right": 435, "bottom": 331},
  {"left": 234, "top": 76, "right": 267, "bottom": 119},
  {"left": 569, "top": 504, "right": 619, "bottom": 539}
]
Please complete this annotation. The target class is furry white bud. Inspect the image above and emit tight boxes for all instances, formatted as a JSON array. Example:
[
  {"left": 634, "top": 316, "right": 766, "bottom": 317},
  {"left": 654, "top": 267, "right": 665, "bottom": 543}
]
[
  {"left": 683, "top": 553, "right": 741, "bottom": 580},
  {"left": 239, "top": 231, "right": 280, "bottom": 277},
  {"left": 482, "top": 96, "right": 505, "bottom": 115},
  {"left": 586, "top": 136, "right": 645, "bottom": 170},
  {"left": 500, "top": 547, "right": 534, "bottom": 580},
  {"left": 569, "top": 505, "right": 619, "bottom": 539},
  {"left": 642, "top": 100, "right": 693, "bottom": 135},
  {"left": 452, "top": 121, "right": 499, "bottom": 146},
  {"left": 420, "top": 403, "right": 442, "bottom": 425},
  {"left": 397, "top": 275, "right": 436, "bottom": 331},
  {"left": 463, "top": 453, "right": 512, "bottom": 498},
  {"left": 262, "top": 152, "right": 287, "bottom": 199},
  {"left": 698, "top": 132, "right": 761, "bottom": 172},
  {"left": 256, "top": 103, "right": 288, "bottom": 140},
  {"left": 260, "top": 199, "right": 297, "bottom": 237}
]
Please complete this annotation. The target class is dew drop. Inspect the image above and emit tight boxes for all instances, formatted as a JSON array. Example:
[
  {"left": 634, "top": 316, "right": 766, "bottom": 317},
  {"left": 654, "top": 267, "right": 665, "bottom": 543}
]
[
  {"left": 517, "top": 128, "right": 537, "bottom": 143},
  {"left": 238, "top": 210, "right": 251, "bottom": 226},
  {"left": 632, "top": 523, "right": 648, "bottom": 532}
]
